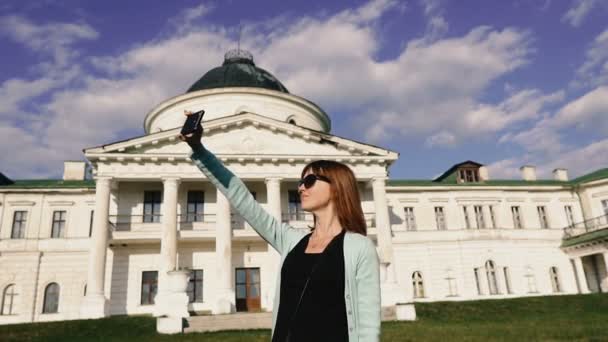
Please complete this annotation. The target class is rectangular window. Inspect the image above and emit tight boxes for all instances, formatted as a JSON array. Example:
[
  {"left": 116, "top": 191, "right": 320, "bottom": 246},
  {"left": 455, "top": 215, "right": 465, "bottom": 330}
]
[
  {"left": 11, "top": 211, "right": 27, "bottom": 239},
  {"left": 474, "top": 205, "right": 485, "bottom": 229},
  {"left": 143, "top": 191, "right": 162, "bottom": 223},
  {"left": 140, "top": 271, "right": 158, "bottom": 305},
  {"left": 434, "top": 207, "right": 446, "bottom": 230},
  {"left": 602, "top": 199, "right": 608, "bottom": 216},
  {"left": 489, "top": 206, "right": 497, "bottom": 229},
  {"left": 537, "top": 206, "right": 549, "bottom": 229},
  {"left": 288, "top": 190, "right": 304, "bottom": 220},
  {"left": 463, "top": 206, "right": 471, "bottom": 229},
  {"left": 186, "top": 191, "right": 204, "bottom": 222},
  {"left": 564, "top": 205, "right": 575, "bottom": 227},
  {"left": 474, "top": 268, "right": 483, "bottom": 295},
  {"left": 404, "top": 207, "right": 417, "bottom": 231},
  {"left": 51, "top": 211, "right": 66, "bottom": 238},
  {"left": 511, "top": 206, "right": 523, "bottom": 229},
  {"left": 503, "top": 267, "right": 512, "bottom": 294},
  {"left": 187, "top": 270, "right": 203, "bottom": 303},
  {"left": 88, "top": 210, "right": 94, "bottom": 237}
]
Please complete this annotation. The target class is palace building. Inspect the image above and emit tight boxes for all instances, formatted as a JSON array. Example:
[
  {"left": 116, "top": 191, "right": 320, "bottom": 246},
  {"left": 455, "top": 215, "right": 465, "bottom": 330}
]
[{"left": 1, "top": 50, "right": 607, "bottom": 325}]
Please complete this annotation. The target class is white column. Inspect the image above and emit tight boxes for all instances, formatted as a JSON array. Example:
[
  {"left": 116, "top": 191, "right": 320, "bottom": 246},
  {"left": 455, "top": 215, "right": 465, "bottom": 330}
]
[
  {"left": 214, "top": 188, "right": 233, "bottom": 314},
  {"left": 158, "top": 177, "right": 181, "bottom": 293},
  {"left": 573, "top": 257, "right": 590, "bottom": 294},
  {"left": 371, "top": 177, "right": 394, "bottom": 266},
  {"left": 154, "top": 177, "right": 181, "bottom": 317},
  {"left": 80, "top": 176, "right": 112, "bottom": 318},
  {"left": 265, "top": 177, "right": 282, "bottom": 309}
]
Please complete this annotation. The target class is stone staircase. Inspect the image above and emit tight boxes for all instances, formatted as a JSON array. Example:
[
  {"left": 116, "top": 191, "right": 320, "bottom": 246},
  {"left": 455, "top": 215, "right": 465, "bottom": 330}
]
[
  {"left": 184, "top": 312, "right": 273, "bottom": 333},
  {"left": 184, "top": 307, "right": 399, "bottom": 333}
]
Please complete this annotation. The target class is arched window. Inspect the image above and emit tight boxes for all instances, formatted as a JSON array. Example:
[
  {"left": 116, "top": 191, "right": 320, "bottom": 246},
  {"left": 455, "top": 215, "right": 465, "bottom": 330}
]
[
  {"left": 1, "top": 284, "right": 17, "bottom": 315},
  {"left": 485, "top": 260, "right": 499, "bottom": 295},
  {"left": 43, "top": 283, "right": 60, "bottom": 314},
  {"left": 549, "top": 267, "right": 561, "bottom": 293},
  {"left": 412, "top": 271, "right": 425, "bottom": 298}
]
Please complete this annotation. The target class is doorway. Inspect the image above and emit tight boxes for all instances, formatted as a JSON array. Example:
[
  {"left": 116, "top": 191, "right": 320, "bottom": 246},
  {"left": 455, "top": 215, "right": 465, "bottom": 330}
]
[{"left": 235, "top": 268, "right": 261, "bottom": 312}]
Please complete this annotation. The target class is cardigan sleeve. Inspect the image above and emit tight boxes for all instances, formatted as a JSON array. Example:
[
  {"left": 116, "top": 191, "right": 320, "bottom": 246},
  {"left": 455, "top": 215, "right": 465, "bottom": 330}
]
[
  {"left": 355, "top": 238, "right": 381, "bottom": 342},
  {"left": 189, "top": 145, "right": 303, "bottom": 254}
]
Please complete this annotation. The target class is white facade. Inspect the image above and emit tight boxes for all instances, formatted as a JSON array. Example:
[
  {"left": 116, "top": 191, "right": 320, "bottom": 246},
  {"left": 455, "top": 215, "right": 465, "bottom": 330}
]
[{"left": 2, "top": 74, "right": 608, "bottom": 326}]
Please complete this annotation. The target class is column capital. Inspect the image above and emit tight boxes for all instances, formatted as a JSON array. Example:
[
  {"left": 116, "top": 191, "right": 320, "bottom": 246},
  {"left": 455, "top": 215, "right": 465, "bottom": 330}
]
[
  {"left": 370, "top": 176, "right": 388, "bottom": 187},
  {"left": 94, "top": 176, "right": 113, "bottom": 186},
  {"left": 265, "top": 177, "right": 283, "bottom": 185},
  {"left": 161, "top": 176, "right": 182, "bottom": 183}
]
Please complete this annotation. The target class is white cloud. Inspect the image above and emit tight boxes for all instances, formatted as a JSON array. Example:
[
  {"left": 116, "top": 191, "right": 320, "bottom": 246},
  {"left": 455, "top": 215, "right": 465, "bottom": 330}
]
[
  {"left": 0, "top": 15, "right": 98, "bottom": 68},
  {"left": 425, "top": 130, "right": 455, "bottom": 147},
  {"left": 419, "top": 0, "right": 448, "bottom": 40},
  {"left": 575, "top": 28, "right": 608, "bottom": 87},
  {"left": 561, "top": 0, "right": 599, "bottom": 27},
  {"left": 553, "top": 86, "right": 608, "bottom": 134}
]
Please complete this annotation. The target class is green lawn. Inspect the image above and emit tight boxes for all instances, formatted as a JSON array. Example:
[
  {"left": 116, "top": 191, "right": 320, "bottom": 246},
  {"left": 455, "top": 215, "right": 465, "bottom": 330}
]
[{"left": 2, "top": 293, "right": 607, "bottom": 341}]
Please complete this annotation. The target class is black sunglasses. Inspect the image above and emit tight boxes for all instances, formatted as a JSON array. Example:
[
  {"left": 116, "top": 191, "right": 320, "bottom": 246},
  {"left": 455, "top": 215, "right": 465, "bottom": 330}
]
[{"left": 298, "top": 174, "right": 331, "bottom": 189}]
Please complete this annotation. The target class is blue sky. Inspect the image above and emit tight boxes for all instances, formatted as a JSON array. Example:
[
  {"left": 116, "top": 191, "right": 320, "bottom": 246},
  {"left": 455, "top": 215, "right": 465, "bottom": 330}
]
[{"left": 1, "top": 0, "right": 607, "bottom": 180}]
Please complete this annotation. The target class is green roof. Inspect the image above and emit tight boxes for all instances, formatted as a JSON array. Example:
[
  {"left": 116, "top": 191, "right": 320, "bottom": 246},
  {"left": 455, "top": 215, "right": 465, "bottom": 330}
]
[
  {"left": 187, "top": 50, "right": 289, "bottom": 94},
  {"left": 561, "top": 228, "right": 608, "bottom": 248},
  {"left": 0, "top": 179, "right": 95, "bottom": 189},
  {"left": 571, "top": 168, "right": 608, "bottom": 184}
]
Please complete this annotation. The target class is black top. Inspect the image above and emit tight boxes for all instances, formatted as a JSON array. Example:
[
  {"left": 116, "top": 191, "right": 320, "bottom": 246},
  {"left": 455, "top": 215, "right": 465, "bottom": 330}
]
[{"left": 272, "top": 230, "right": 348, "bottom": 342}]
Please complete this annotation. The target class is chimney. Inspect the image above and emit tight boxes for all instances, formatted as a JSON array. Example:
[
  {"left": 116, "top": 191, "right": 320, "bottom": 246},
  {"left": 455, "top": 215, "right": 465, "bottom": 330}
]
[
  {"left": 478, "top": 166, "right": 489, "bottom": 181},
  {"left": 520, "top": 165, "right": 537, "bottom": 181},
  {"left": 553, "top": 168, "right": 568, "bottom": 181},
  {"left": 63, "top": 161, "right": 86, "bottom": 181}
]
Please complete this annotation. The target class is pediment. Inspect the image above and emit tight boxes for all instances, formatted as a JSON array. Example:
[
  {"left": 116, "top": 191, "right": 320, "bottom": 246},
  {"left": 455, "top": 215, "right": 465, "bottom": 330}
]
[{"left": 84, "top": 113, "right": 398, "bottom": 163}]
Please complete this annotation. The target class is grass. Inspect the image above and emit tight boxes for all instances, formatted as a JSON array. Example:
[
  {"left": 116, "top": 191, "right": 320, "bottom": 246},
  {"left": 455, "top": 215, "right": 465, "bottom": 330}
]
[{"left": 1, "top": 293, "right": 607, "bottom": 341}]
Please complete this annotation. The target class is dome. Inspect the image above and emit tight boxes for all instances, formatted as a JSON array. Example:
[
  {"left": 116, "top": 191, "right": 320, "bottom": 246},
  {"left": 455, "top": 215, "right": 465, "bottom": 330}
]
[{"left": 186, "top": 50, "right": 289, "bottom": 94}]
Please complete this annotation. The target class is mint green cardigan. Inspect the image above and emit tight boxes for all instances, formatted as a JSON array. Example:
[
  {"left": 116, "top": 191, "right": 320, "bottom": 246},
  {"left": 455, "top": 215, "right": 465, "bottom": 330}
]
[{"left": 190, "top": 147, "right": 381, "bottom": 342}]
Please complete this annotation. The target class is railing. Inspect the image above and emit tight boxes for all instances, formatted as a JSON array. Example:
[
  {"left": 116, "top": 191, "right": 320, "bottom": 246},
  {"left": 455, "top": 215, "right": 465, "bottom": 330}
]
[
  {"left": 563, "top": 214, "right": 608, "bottom": 239},
  {"left": 109, "top": 215, "right": 162, "bottom": 231}
]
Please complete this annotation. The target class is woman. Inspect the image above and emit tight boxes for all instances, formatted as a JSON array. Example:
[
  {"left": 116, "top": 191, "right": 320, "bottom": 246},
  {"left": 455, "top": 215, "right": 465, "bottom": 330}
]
[{"left": 179, "top": 111, "right": 380, "bottom": 342}]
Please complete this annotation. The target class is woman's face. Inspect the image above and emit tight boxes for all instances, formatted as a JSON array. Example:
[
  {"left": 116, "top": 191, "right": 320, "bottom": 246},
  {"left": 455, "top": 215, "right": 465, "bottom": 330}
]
[{"left": 299, "top": 170, "right": 332, "bottom": 212}]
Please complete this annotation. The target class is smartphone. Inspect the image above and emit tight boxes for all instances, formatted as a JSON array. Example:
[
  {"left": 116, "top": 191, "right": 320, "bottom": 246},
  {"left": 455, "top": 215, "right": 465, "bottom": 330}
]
[{"left": 181, "top": 109, "right": 205, "bottom": 136}]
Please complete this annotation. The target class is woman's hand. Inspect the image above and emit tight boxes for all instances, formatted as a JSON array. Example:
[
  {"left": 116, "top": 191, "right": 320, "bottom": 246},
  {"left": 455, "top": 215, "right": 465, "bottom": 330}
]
[{"left": 178, "top": 110, "right": 204, "bottom": 150}]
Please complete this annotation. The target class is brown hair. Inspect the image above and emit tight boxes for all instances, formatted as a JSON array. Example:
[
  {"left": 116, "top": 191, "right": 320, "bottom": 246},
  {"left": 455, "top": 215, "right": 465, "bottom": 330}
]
[{"left": 301, "top": 160, "right": 367, "bottom": 236}]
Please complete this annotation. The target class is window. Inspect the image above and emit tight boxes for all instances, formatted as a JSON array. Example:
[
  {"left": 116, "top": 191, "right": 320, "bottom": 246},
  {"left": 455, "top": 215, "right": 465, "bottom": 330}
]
[
  {"left": 474, "top": 268, "right": 483, "bottom": 295},
  {"left": 43, "top": 283, "right": 59, "bottom": 313},
  {"left": 485, "top": 260, "right": 499, "bottom": 295},
  {"left": 187, "top": 191, "right": 205, "bottom": 222},
  {"left": 288, "top": 190, "right": 304, "bottom": 220},
  {"left": 404, "top": 207, "right": 417, "bottom": 231},
  {"left": 143, "top": 191, "right": 162, "bottom": 223},
  {"left": 187, "top": 270, "right": 204, "bottom": 303},
  {"left": 489, "top": 206, "right": 497, "bottom": 229},
  {"left": 474, "top": 205, "right": 485, "bottom": 229},
  {"left": 525, "top": 267, "right": 537, "bottom": 293},
  {"left": 458, "top": 168, "right": 479, "bottom": 183},
  {"left": 88, "top": 210, "right": 94, "bottom": 237},
  {"left": 51, "top": 211, "right": 66, "bottom": 238},
  {"left": 445, "top": 269, "right": 458, "bottom": 297},
  {"left": 503, "top": 267, "right": 513, "bottom": 294},
  {"left": 511, "top": 206, "right": 523, "bottom": 229},
  {"left": 11, "top": 211, "right": 27, "bottom": 239},
  {"left": 1, "top": 284, "right": 17, "bottom": 315},
  {"left": 140, "top": 271, "right": 158, "bottom": 305},
  {"left": 412, "top": 271, "right": 425, "bottom": 298},
  {"left": 434, "top": 207, "right": 446, "bottom": 230},
  {"left": 549, "top": 267, "right": 561, "bottom": 293},
  {"left": 463, "top": 206, "right": 471, "bottom": 229},
  {"left": 564, "top": 205, "right": 575, "bottom": 228},
  {"left": 537, "top": 206, "right": 549, "bottom": 229},
  {"left": 602, "top": 199, "right": 608, "bottom": 217}
]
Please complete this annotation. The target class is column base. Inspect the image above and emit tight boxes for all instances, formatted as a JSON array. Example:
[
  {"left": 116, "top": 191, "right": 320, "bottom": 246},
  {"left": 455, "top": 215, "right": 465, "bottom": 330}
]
[
  {"left": 212, "top": 289, "right": 235, "bottom": 314},
  {"left": 395, "top": 303, "right": 417, "bottom": 321},
  {"left": 157, "top": 317, "right": 184, "bottom": 334},
  {"left": 80, "top": 294, "right": 109, "bottom": 319}
]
